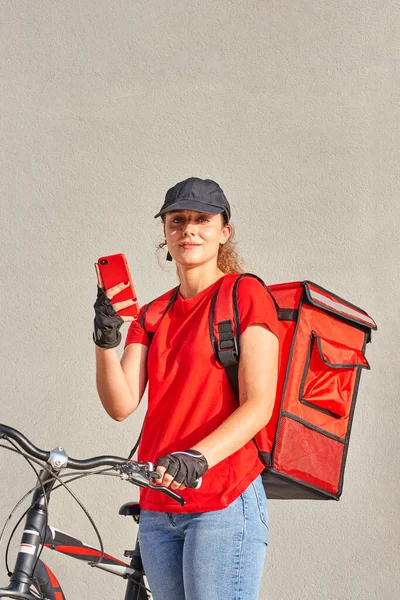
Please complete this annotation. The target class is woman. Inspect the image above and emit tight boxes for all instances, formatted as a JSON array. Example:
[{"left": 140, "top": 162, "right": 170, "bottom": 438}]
[{"left": 94, "top": 177, "right": 279, "bottom": 600}]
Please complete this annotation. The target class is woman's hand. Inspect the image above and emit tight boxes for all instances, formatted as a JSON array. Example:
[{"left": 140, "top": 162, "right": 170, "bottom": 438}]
[
  {"left": 93, "top": 263, "right": 138, "bottom": 349},
  {"left": 153, "top": 450, "right": 209, "bottom": 490}
]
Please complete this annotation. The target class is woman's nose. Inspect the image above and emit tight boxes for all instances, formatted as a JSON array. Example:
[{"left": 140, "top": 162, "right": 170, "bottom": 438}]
[{"left": 181, "top": 220, "right": 196, "bottom": 234}]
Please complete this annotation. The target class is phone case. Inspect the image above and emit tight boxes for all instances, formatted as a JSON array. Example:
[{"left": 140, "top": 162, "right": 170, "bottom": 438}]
[{"left": 97, "top": 253, "right": 139, "bottom": 318}]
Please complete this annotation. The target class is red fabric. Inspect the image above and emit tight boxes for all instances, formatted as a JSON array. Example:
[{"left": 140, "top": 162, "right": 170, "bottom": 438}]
[{"left": 125, "top": 275, "right": 279, "bottom": 513}]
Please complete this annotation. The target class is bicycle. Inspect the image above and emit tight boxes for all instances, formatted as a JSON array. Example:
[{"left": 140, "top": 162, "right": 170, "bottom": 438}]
[{"left": 0, "top": 423, "right": 191, "bottom": 600}]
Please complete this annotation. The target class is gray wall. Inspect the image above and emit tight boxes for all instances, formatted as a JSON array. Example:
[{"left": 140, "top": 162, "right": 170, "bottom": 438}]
[{"left": 0, "top": 1, "right": 398, "bottom": 598}]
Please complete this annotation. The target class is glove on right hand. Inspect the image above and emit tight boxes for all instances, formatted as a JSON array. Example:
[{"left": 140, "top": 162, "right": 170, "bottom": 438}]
[
  {"left": 93, "top": 286, "right": 124, "bottom": 349},
  {"left": 156, "top": 449, "right": 208, "bottom": 487}
]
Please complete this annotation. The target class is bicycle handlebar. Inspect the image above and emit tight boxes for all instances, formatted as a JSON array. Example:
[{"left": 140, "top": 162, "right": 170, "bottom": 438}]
[
  {"left": 0, "top": 423, "right": 131, "bottom": 469},
  {"left": 0, "top": 423, "right": 193, "bottom": 505}
]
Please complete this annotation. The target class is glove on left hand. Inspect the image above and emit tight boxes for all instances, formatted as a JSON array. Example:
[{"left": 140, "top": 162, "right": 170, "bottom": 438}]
[
  {"left": 156, "top": 449, "right": 209, "bottom": 487},
  {"left": 93, "top": 286, "right": 124, "bottom": 349}
]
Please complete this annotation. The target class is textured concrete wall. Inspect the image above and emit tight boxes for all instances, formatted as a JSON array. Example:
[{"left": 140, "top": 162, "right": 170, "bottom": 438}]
[{"left": 0, "top": 1, "right": 398, "bottom": 598}]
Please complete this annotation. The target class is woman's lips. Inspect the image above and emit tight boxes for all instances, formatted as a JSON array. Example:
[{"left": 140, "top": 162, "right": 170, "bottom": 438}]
[{"left": 180, "top": 243, "right": 200, "bottom": 248}]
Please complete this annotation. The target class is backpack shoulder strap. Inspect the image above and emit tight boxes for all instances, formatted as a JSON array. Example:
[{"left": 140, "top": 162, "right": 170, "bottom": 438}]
[
  {"left": 210, "top": 273, "right": 271, "bottom": 397},
  {"left": 141, "top": 286, "right": 180, "bottom": 342}
]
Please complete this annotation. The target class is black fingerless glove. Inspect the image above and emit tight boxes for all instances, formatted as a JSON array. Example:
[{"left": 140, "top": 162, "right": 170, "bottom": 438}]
[
  {"left": 156, "top": 449, "right": 209, "bottom": 486},
  {"left": 93, "top": 286, "right": 124, "bottom": 349}
]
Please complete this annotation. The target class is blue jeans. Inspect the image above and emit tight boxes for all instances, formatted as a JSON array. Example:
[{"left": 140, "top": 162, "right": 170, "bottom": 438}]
[{"left": 138, "top": 475, "right": 268, "bottom": 600}]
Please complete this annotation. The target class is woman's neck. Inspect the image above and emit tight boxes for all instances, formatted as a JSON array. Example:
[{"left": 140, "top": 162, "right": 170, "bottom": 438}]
[{"left": 178, "top": 264, "right": 225, "bottom": 299}]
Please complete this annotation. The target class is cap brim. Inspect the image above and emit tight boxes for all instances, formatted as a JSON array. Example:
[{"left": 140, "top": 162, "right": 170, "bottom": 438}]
[{"left": 154, "top": 200, "right": 225, "bottom": 219}]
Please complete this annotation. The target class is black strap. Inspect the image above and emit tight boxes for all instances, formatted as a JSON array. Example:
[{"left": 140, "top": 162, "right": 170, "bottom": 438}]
[
  {"left": 127, "top": 422, "right": 144, "bottom": 460},
  {"left": 214, "top": 276, "right": 296, "bottom": 398},
  {"left": 278, "top": 308, "right": 298, "bottom": 321},
  {"left": 216, "top": 320, "right": 239, "bottom": 396}
]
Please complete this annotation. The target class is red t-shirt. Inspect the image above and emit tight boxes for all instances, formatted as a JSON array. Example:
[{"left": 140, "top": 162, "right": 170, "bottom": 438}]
[{"left": 125, "top": 275, "right": 279, "bottom": 513}]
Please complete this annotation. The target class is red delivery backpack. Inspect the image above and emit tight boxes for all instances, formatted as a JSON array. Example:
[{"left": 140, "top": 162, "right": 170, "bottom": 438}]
[{"left": 140, "top": 273, "right": 377, "bottom": 501}]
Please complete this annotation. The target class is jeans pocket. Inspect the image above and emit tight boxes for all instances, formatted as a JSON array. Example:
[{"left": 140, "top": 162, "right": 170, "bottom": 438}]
[{"left": 252, "top": 477, "right": 269, "bottom": 531}]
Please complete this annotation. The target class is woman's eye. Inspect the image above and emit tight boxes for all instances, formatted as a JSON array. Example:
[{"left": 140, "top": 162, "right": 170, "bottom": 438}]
[{"left": 170, "top": 216, "right": 209, "bottom": 224}]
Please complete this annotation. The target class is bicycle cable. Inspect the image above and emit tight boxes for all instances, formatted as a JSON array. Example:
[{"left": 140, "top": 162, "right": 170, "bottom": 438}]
[
  {"left": 0, "top": 447, "right": 121, "bottom": 553},
  {"left": 0, "top": 464, "right": 118, "bottom": 550},
  {"left": 48, "top": 472, "right": 152, "bottom": 595},
  {"left": 3, "top": 438, "right": 50, "bottom": 578},
  {"left": 0, "top": 446, "right": 42, "bottom": 547},
  {"left": 52, "top": 467, "right": 120, "bottom": 490},
  {"left": 0, "top": 442, "right": 152, "bottom": 596},
  {"left": 0, "top": 440, "right": 107, "bottom": 569}
]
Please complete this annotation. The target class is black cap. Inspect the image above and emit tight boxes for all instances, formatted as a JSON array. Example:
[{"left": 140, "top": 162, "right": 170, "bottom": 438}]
[{"left": 154, "top": 177, "right": 231, "bottom": 221}]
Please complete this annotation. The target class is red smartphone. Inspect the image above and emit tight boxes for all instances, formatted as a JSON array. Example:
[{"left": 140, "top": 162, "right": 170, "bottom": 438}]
[{"left": 97, "top": 253, "right": 139, "bottom": 318}]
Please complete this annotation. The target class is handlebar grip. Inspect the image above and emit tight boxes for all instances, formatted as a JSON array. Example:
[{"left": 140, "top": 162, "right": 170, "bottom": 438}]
[{"left": 0, "top": 424, "right": 49, "bottom": 461}]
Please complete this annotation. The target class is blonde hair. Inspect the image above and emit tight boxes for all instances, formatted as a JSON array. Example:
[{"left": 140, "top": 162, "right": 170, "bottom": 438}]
[
  {"left": 216, "top": 214, "right": 243, "bottom": 274},
  {"left": 157, "top": 213, "right": 244, "bottom": 274}
]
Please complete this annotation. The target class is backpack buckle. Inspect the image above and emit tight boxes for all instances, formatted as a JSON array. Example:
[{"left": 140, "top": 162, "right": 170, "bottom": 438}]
[{"left": 217, "top": 320, "right": 238, "bottom": 367}]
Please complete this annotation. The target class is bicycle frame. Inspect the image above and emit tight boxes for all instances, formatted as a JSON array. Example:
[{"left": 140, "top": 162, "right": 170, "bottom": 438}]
[
  {"left": 42, "top": 519, "right": 149, "bottom": 600},
  {"left": 0, "top": 424, "right": 176, "bottom": 600},
  {"left": 0, "top": 462, "right": 149, "bottom": 600}
]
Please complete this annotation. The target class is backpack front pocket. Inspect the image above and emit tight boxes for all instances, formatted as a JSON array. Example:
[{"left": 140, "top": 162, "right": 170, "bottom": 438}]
[{"left": 299, "top": 332, "right": 370, "bottom": 419}]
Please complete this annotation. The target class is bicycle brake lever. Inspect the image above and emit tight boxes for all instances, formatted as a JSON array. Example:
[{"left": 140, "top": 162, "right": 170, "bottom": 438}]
[
  {"left": 147, "top": 481, "right": 185, "bottom": 506},
  {"left": 125, "top": 464, "right": 185, "bottom": 506},
  {"left": 128, "top": 471, "right": 152, "bottom": 488}
]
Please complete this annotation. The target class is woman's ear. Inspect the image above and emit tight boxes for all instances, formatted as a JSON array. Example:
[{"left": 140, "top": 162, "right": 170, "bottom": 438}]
[{"left": 220, "top": 223, "right": 232, "bottom": 245}]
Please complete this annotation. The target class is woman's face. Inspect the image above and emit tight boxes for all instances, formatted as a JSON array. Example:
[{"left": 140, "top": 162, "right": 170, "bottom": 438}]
[{"left": 163, "top": 210, "right": 231, "bottom": 268}]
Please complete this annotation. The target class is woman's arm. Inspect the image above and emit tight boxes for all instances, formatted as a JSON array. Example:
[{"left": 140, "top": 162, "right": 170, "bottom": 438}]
[
  {"left": 192, "top": 322, "right": 278, "bottom": 467},
  {"left": 94, "top": 263, "right": 149, "bottom": 421},
  {"left": 156, "top": 322, "right": 279, "bottom": 490},
  {"left": 96, "top": 343, "right": 148, "bottom": 421}
]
